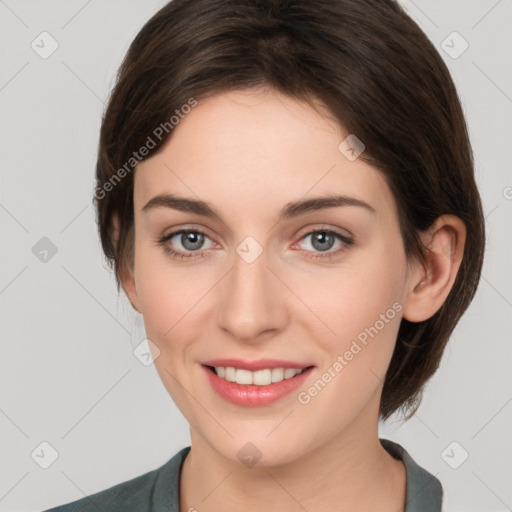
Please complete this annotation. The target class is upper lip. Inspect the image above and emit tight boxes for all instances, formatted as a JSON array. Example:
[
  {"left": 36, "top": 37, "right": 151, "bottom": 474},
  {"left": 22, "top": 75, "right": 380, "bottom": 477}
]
[{"left": 201, "top": 358, "right": 314, "bottom": 371}]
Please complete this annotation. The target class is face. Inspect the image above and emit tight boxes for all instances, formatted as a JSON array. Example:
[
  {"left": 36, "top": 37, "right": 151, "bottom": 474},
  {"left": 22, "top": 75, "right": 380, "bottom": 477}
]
[{"left": 124, "top": 88, "right": 419, "bottom": 466}]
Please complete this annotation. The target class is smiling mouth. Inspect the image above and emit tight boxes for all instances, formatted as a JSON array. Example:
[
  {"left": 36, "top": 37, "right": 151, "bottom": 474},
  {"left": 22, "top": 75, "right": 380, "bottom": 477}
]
[{"left": 203, "top": 365, "right": 315, "bottom": 386}]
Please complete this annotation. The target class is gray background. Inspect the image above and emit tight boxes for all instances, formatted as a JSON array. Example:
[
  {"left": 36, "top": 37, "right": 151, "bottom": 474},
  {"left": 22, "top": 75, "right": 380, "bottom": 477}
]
[{"left": 0, "top": 1, "right": 510, "bottom": 511}]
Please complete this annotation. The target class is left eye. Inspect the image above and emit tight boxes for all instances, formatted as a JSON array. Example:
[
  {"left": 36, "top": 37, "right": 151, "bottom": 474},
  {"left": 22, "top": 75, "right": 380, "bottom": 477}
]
[{"left": 297, "top": 230, "right": 348, "bottom": 253}]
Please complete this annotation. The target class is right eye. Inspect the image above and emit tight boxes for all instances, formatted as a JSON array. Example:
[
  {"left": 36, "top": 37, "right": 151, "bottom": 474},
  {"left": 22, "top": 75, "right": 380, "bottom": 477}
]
[{"left": 157, "top": 229, "right": 216, "bottom": 259}]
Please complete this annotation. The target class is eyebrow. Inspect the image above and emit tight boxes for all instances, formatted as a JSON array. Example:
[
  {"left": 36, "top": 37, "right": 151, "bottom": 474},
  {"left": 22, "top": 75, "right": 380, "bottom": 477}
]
[{"left": 141, "top": 193, "right": 376, "bottom": 223}]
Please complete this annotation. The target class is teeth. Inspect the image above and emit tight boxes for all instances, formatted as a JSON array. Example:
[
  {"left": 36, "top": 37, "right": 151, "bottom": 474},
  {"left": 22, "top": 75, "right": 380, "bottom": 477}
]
[
  {"left": 271, "top": 368, "right": 284, "bottom": 383},
  {"left": 284, "top": 368, "right": 298, "bottom": 379},
  {"left": 236, "top": 369, "right": 253, "bottom": 385},
  {"left": 225, "top": 367, "right": 236, "bottom": 382},
  {"left": 213, "top": 366, "right": 305, "bottom": 385}
]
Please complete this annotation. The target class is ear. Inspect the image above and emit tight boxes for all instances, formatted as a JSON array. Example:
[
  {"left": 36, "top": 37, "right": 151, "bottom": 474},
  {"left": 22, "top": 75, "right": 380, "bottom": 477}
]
[
  {"left": 402, "top": 215, "right": 466, "bottom": 322},
  {"left": 112, "top": 214, "right": 141, "bottom": 313}
]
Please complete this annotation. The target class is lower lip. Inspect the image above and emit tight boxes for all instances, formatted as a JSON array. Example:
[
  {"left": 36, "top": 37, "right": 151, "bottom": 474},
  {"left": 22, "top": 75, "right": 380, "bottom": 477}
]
[{"left": 202, "top": 365, "right": 315, "bottom": 407}]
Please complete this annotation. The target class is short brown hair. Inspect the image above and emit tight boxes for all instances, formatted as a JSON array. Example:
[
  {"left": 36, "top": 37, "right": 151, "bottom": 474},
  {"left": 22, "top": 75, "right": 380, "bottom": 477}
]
[{"left": 94, "top": 0, "right": 485, "bottom": 420}]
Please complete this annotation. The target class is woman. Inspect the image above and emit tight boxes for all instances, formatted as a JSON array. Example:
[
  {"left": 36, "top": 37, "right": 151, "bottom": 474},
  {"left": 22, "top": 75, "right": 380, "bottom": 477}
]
[{"left": 45, "top": 0, "right": 485, "bottom": 510}]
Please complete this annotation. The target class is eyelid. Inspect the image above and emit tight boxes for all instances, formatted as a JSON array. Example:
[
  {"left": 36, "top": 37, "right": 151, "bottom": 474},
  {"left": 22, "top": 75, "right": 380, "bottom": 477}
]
[
  {"left": 160, "top": 223, "right": 352, "bottom": 246},
  {"left": 161, "top": 224, "right": 218, "bottom": 242},
  {"left": 294, "top": 223, "right": 354, "bottom": 240}
]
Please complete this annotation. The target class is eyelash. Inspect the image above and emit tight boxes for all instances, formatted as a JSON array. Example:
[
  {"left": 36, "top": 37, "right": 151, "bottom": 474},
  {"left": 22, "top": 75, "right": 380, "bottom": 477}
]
[{"left": 156, "top": 227, "right": 354, "bottom": 261}]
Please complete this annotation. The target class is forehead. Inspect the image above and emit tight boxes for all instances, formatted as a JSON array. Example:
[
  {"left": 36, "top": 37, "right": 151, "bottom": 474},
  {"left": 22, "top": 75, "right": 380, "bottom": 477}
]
[{"left": 133, "top": 89, "right": 396, "bottom": 221}]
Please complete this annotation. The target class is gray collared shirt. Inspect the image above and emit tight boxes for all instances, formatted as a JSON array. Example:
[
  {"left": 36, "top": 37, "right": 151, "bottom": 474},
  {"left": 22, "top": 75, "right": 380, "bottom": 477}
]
[{"left": 43, "top": 438, "right": 442, "bottom": 511}]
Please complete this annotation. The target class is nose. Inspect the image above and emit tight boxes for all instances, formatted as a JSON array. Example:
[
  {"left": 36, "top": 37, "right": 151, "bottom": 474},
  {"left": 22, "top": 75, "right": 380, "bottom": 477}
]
[{"left": 216, "top": 247, "right": 289, "bottom": 344}]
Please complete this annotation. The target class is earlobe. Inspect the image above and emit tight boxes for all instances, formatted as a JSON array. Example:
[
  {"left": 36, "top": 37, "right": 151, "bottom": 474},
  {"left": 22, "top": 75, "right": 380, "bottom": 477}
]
[{"left": 402, "top": 215, "right": 466, "bottom": 323}]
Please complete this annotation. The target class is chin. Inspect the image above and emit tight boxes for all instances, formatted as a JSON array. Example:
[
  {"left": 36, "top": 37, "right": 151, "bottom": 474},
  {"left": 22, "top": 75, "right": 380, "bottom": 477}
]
[{"left": 206, "top": 433, "right": 313, "bottom": 469}]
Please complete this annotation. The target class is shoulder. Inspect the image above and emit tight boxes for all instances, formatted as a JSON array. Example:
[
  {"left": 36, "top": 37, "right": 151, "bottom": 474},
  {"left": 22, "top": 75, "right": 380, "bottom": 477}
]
[
  {"left": 42, "top": 468, "right": 157, "bottom": 512},
  {"left": 41, "top": 447, "right": 191, "bottom": 512},
  {"left": 380, "top": 438, "right": 443, "bottom": 512}
]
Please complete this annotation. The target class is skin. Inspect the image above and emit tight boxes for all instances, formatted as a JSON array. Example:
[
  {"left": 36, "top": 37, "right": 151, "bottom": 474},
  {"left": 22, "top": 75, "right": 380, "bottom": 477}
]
[{"left": 119, "top": 87, "right": 466, "bottom": 511}]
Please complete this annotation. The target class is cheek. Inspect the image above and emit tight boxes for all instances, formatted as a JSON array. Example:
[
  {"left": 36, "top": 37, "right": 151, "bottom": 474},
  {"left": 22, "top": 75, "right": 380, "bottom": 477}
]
[
  {"left": 134, "top": 245, "right": 218, "bottom": 350},
  {"left": 326, "top": 273, "right": 402, "bottom": 343},
  {"left": 290, "top": 268, "right": 404, "bottom": 432},
  {"left": 296, "top": 246, "right": 405, "bottom": 341},
  {"left": 133, "top": 252, "right": 210, "bottom": 414},
  {"left": 290, "top": 245, "right": 407, "bottom": 390}
]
